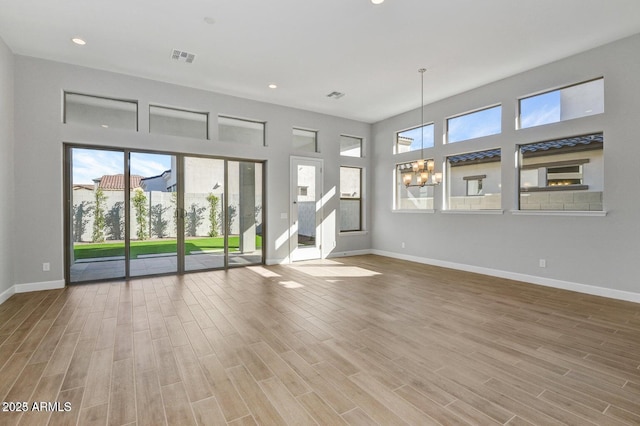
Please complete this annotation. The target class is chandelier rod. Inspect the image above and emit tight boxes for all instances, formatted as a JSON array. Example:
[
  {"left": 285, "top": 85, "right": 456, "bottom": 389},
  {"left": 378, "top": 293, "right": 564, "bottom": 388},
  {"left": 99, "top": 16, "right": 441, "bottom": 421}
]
[{"left": 419, "top": 68, "right": 426, "bottom": 161}]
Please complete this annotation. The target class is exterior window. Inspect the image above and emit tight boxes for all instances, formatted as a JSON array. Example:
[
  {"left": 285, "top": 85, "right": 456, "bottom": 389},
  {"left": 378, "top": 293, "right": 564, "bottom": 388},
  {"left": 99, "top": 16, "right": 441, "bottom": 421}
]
[
  {"left": 150, "top": 105, "right": 208, "bottom": 139},
  {"left": 447, "top": 105, "right": 502, "bottom": 143},
  {"left": 293, "top": 128, "right": 318, "bottom": 152},
  {"left": 396, "top": 124, "right": 434, "bottom": 153},
  {"left": 340, "top": 167, "right": 362, "bottom": 231},
  {"left": 64, "top": 92, "right": 137, "bottom": 131},
  {"left": 519, "top": 133, "right": 603, "bottom": 211},
  {"left": 446, "top": 149, "right": 502, "bottom": 210},
  {"left": 395, "top": 162, "right": 434, "bottom": 210},
  {"left": 219, "top": 116, "right": 265, "bottom": 146},
  {"left": 519, "top": 78, "right": 604, "bottom": 129},
  {"left": 466, "top": 177, "right": 483, "bottom": 196},
  {"left": 340, "top": 135, "right": 363, "bottom": 157}
]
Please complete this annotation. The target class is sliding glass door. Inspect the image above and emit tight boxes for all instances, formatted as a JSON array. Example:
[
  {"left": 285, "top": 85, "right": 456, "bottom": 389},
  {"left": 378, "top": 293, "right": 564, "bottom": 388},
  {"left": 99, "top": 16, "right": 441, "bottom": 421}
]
[
  {"left": 129, "top": 152, "right": 178, "bottom": 277},
  {"left": 65, "top": 146, "right": 264, "bottom": 283},
  {"left": 228, "top": 161, "right": 263, "bottom": 266},
  {"left": 183, "top": 157, "right": 226, "bottom": 272},
  {"left": 68, "top": 147, "right": 126, "bottom": 282}
]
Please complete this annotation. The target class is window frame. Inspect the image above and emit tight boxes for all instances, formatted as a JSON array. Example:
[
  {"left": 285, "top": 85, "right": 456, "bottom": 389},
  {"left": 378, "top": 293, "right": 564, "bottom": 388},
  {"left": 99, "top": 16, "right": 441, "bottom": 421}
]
[
  {"left": 445, "top": 148, "right": 502, "bottom": 211},
  {"left": 149, "top": 104, "right": 209, "bottom": 139},
  {"left": 517, "top": 133, "right": 604, "bottom": 211},
  {"left": 339, "top": 166, "right": 363, "bottom": 232},
  {"left": 395, "top": 123, "right": 435, "bottom": 154},
  {"left": 394, "top": 161, "right": 436, "bottom": 212},
  {"left": 517, "top": 77, "right": 604, "bottom": 130},
  {"left": 218, "top": 115, "right": 266, "bottom": 146},
  {"left": 63, "top": 91, "right": 139, "bottom": 131},
  {"left": 293, "top": 127, "right": 319, "bottom": 153},
  {"left": 340, "top": 135, "right": 364, "bottom": 158},
  {"left": 446, "top": 104, "right": 502, "bottom": 144}
]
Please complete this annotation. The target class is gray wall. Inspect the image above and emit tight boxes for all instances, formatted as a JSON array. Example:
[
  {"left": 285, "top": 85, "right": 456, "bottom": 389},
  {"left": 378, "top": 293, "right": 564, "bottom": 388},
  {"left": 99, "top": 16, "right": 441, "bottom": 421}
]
[
  {"left": 12, "top": 56, "right": 371, "bottom": 286},
  {"left": 372, "top": 33, "right": 640, "bottom": 297},
  {"left": 0, "top": 37, "right": 14, "bottom": 296}
]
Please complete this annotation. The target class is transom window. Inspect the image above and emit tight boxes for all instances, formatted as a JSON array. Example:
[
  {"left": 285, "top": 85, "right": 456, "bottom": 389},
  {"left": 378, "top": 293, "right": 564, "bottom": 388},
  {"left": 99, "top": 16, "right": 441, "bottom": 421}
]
[
  {"left": 293, "top": 128, "right": 318, "bottom": 152},
  {"left": 340, "top": 135, "right": 363, "bottom": 157},
  {"left": 396, "top": 124, "right": 434, "bottom": 153},
  {"left": 519, "top": 78, "right": 604, "bottom": 129},
  {"left": 219, "top": 116, "right": 265, "bottom": 146},
  {"left": 447, "top": 105, "right": 501, "bottom": 143},
  {"left": 64, "top": 92, "right": 138, "bottom": 131},
  {"left": 150, "top": 105, "right": 208, "bottom": 139}
]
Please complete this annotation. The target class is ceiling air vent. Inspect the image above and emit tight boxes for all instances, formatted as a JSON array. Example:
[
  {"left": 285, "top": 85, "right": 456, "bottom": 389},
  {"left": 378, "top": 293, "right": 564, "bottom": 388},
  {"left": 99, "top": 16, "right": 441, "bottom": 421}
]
[
  {"left": 326, "top": 91, "right": 345, "bottom": 99},
  {"left": 171, "top": 49, "right": 196, "bottom": 64}
]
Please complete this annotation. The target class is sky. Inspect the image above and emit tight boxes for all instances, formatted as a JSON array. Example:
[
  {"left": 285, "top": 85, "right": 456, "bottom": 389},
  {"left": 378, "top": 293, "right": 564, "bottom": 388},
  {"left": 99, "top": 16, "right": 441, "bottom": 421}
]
[
  {"left": 73, "top": 93, "right": 564, "bottom": 184},
  {"left": 520, "top": 91, "right": 561, "bottom": 128},
  {"left": 72, "top": 149, "right": 172, "bottom": 184},
  {"left": 398, "top": 124, "right": 435, "bottom": 151},
  {"left": 399, "top": 93, "right": 562, "bottom": 152},
  {"left": 447, "top": 105, "right": 502, "bottom": 143}
]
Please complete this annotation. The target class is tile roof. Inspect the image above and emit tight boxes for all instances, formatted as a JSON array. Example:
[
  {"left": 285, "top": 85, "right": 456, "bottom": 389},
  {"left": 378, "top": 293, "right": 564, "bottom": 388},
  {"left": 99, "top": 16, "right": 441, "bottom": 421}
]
[
  {"left": 521, "top": 133, "right": 603, "bottom": 153},
  {"left": 447, "top": 134, "right": 603, "bottom": 165},
  {"left": 97, "top": 174, "right": 143, "bottom": 190},
  {"left": 448, "top": 149, "right": 501, "bottom": 164}
]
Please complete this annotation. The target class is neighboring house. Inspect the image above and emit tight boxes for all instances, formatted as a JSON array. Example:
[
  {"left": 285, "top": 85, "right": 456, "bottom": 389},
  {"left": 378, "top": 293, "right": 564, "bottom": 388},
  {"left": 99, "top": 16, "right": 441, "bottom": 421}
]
[
  {"left": 141, "top": 170, "right": 172, "bottom": 192},
  {"left": 93, "top": 174, "right": 143, "bottom": 191}
]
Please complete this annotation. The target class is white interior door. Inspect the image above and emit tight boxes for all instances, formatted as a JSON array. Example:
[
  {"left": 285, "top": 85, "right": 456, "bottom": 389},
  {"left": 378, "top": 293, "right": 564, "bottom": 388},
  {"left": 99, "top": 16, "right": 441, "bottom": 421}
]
[{"left": 290, "top": 157, "right": 323, "bottom": 261}]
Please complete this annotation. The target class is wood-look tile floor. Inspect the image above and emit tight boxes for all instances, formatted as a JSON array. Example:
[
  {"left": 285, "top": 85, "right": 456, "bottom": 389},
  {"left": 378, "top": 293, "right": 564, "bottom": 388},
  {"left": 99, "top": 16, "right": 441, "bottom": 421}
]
[{"left": 1, "top": 255, "right": 640, "bottom": 425}]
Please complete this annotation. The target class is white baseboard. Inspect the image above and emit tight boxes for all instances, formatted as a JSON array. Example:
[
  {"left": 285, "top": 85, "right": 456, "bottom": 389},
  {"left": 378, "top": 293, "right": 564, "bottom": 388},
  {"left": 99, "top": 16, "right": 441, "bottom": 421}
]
[
  {"left": 327, "top": 249, "right": 373, "bottom": 259},
  {"left": 371, "top": 249, "right": 640, "bottom": 304},
  {"left": 0, "top": 279, "right": 65, "bottom": 305},
  {"left": 267, "top": 250, "right": 372, "bottom": 265},
  {"left": 14, "top": 280, "right": 65, "bottom": 294},
  {"left": 0, "top": 285, "right": 15, "bottom": 305}
]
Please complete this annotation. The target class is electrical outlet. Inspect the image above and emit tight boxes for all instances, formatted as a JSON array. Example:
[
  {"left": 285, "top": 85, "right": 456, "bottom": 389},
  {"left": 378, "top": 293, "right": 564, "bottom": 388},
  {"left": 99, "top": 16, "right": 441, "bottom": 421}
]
[
  {"left": 539, "top": 259, "right": 546, "bottom": 268},
  {"left": 401, "top": 242, "right": 405, "bottom": 249},
  {"left": 43, "top": 262, "right": 50, "bottom": 272}
]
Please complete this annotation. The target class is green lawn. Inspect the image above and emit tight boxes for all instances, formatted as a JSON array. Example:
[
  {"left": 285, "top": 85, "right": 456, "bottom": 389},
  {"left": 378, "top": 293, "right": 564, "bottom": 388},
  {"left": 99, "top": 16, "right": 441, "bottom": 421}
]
[{"left": 74, "top": 236, "right": 262, "bottom": 260}]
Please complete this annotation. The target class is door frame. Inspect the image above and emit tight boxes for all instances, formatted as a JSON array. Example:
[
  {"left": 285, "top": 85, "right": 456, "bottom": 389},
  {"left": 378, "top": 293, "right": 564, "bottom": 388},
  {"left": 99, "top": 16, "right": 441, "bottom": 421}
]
[
  {"left": 64, "top": 143, "right": 266, "bottom": 284},
  {"left": 289, "top": 156, "right": 324, "bottom": 262}
]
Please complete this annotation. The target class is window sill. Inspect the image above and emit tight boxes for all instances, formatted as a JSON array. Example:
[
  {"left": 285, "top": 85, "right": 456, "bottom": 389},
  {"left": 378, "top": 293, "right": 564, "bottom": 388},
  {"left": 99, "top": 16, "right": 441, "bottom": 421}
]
[
  {"left": 521, "top": 185, "right": 588, "bottom": 192},
  {"left": 442, "top": 209, "right": 504, "bottom": 215},
  {"left": 393, "top": 209, "right": 435, "bottom": 214},
  {"left": 511, "top": 210, "right": 607, "bottom": 217},
  {"left": 339, "top": 230, "right": 368, "bottom": 236}
]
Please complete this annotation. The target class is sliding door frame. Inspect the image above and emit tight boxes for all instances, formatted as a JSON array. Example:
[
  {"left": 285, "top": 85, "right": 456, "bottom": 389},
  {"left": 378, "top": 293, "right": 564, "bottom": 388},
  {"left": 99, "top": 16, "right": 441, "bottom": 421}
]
[{"left": 64, "top": 143, "right": 266, "bottom": 284}]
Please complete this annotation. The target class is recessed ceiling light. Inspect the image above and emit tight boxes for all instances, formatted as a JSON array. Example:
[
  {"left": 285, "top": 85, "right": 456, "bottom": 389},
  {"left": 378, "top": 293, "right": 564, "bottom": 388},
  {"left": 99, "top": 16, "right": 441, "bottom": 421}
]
[
  {"left": 71, "top": 38, "right": 86, "bottom": 45},
  {"left": 371, "top": 0, "right": 384, "bottom": 4},
  {"left": 268, "top": 84, "right": 277, "bottom": 89},
  {"left": 101, "top": 124, "right": 109, "bottom": 128}
]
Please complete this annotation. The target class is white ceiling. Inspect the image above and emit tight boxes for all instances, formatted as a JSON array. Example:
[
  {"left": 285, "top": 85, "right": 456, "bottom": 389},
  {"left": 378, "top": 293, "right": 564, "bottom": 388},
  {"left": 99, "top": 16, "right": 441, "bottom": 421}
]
[{"left": 1, "top": 0, "right": 640, "bottom": 123}]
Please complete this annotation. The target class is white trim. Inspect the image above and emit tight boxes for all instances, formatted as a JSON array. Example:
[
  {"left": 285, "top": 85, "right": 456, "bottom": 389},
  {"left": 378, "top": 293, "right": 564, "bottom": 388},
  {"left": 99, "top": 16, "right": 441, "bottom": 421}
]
[
  {"left": 393, "top": 209, "right": 435, "bottom": 214},
  {"left": 266, "top": 257, "right": 288, "bottom": 265},
  {"left": 327, "top": 249, "right": 373, "bottom": 259},
  {"left": 441, "top": 210, "right": 504, "bottom": 215},
  {"left": 15, "top": 280, "right": 65, "bottom": 293},
  {"left": 511, "top": 210, "right": 607, "bottom": 217},
  {"left": 371, "top": 249, "right": 640, "bottom": 304},
  {"left": 0, "top": 286, "right": 15, "bottom": 305},
  {"left": 339, "top": 230, "right": 369, "bottom": 236},
  {"left": 0, "top": 280, "right": 65, "bottom": 305}
]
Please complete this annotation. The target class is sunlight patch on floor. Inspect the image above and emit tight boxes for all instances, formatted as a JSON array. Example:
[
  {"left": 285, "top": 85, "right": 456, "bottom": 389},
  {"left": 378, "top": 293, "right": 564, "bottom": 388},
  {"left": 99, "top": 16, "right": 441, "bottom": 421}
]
[
  {"left": 247, "top": 265, "right": 281, "bottom": 278},
  {"left": 279, "top": 280, "right": 304, "bottom": 289}
]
